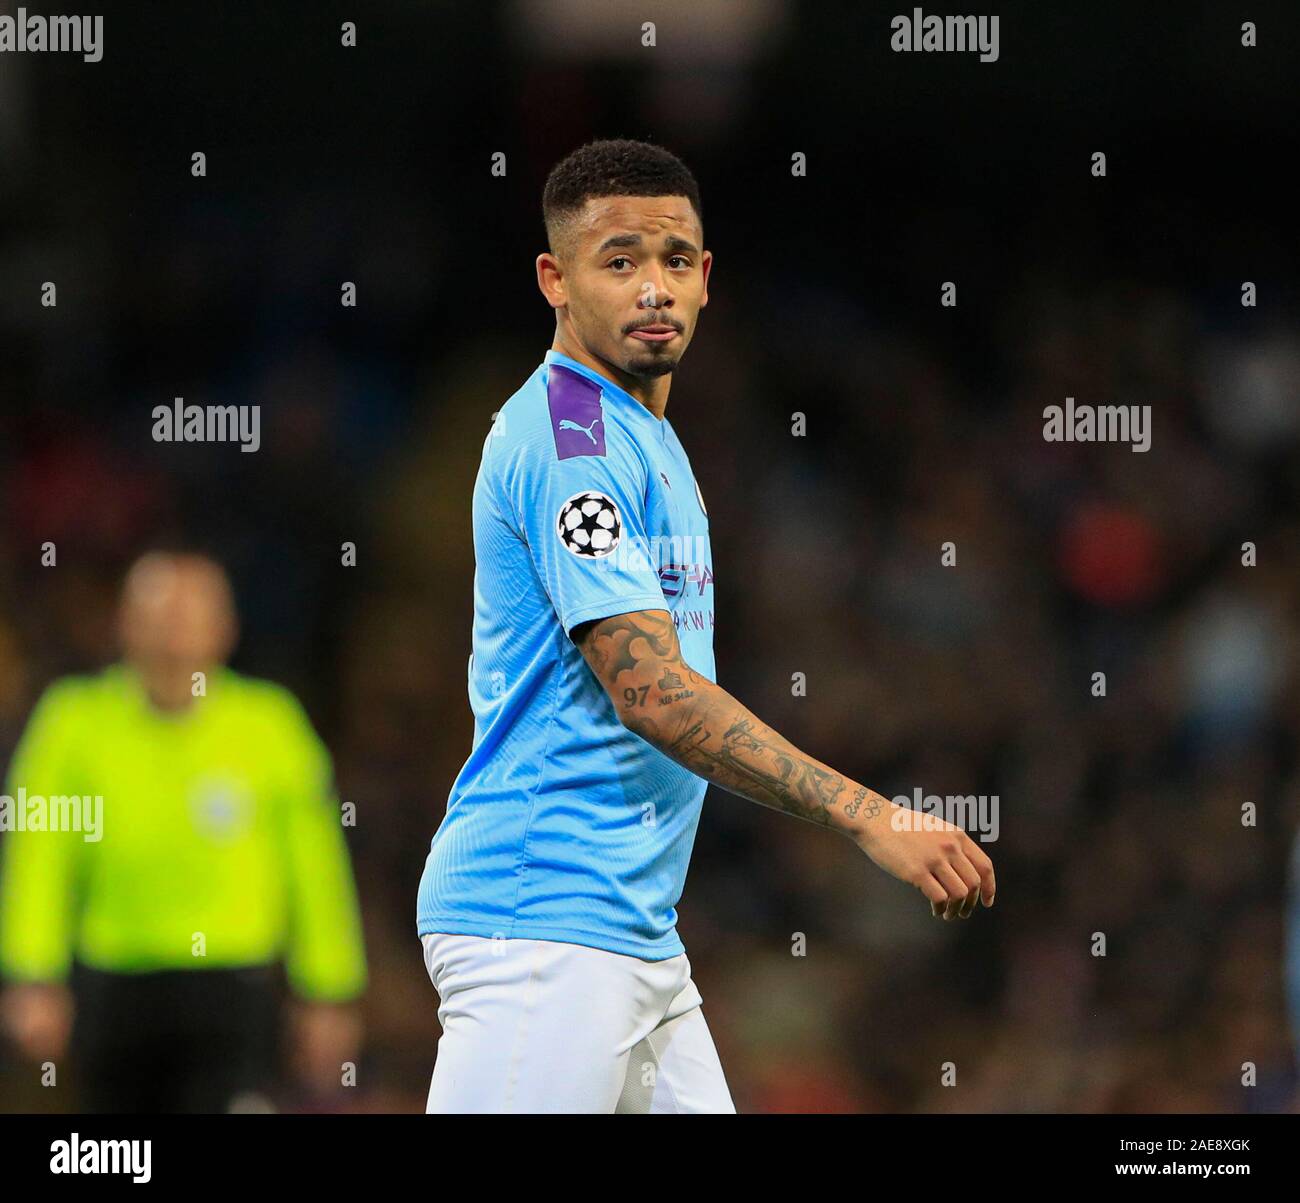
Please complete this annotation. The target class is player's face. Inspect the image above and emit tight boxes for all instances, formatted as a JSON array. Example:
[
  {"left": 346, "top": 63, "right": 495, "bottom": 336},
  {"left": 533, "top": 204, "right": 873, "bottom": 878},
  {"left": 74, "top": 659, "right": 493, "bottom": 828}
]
[{"left": 557, "top": 195, "right": 711, "bottom": 379}]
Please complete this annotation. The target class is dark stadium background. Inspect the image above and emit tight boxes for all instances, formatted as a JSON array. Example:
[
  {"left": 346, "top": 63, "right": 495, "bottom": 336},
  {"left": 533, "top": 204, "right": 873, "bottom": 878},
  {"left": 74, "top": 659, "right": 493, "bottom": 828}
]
[{"left": 2, "top": 0, "right": 1298, "bottom": 1111}]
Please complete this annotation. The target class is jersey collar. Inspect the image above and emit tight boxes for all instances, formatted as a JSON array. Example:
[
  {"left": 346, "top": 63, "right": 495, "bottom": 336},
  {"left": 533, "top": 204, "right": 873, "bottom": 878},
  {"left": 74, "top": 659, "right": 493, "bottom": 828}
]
[{"left": 543, "top": 349, "right": 667, "bottom": 431}]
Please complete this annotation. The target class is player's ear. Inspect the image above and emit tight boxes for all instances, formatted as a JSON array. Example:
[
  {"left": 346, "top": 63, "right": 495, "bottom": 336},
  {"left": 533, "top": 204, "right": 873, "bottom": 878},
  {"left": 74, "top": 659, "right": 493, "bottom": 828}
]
[{"left": 536, "top": 252, "right": 566, "bottom": 309}]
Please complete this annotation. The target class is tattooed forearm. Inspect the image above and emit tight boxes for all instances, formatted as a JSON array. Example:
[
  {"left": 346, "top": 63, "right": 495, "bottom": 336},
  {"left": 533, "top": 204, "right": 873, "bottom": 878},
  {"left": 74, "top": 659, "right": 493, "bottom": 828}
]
[
  {"left": 662, "top": 710, "right": 845, "bottom": 827},
  {"left": 573, "top": 609, "right": 880, "bottom": 836}
]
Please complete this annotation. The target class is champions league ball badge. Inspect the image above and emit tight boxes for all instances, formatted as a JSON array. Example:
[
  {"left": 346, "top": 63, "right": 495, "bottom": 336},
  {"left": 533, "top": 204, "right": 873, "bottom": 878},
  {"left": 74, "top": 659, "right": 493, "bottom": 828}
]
[{"left": 557, "top": 491, "right": 622, "bottom": 558}]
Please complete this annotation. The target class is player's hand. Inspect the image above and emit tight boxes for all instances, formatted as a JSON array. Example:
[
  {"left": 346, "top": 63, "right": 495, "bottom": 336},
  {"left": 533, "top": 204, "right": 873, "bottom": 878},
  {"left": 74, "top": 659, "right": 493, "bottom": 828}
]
[
  {"left": 0, "top": 981, "right": 74, "bottom": 1062},
  {"left": 853, "top": 803, "right": 995, "bottom": 920},
  {"left": 289, "top": 1000, "right": 363, "bottom": 1094}
]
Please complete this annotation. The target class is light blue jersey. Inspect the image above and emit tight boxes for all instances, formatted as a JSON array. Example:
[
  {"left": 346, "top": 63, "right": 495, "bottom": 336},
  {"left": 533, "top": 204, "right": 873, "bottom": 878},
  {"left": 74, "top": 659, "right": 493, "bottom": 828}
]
[{"left": 417, "top": 350, "right": 715, "bottom": 959}]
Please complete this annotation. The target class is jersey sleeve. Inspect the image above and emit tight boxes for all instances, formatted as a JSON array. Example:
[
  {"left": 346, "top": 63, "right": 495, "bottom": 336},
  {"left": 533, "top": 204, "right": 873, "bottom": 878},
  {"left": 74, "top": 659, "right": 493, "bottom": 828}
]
[
  {"left": 505, "top": 395, "right": 667, "bottom": 637},
  {"left": 0, "top": 681, "right": 85, "bottom": 983},
  {"left": 269, "top": 691, "right": 367, "bottom": 1003}
]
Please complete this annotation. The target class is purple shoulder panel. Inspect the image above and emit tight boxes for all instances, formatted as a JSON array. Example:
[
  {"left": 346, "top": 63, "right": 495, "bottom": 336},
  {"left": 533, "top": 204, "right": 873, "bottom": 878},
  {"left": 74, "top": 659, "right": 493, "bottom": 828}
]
[{"left": 547, "top": 364, "right": 607, "bottom": 459}]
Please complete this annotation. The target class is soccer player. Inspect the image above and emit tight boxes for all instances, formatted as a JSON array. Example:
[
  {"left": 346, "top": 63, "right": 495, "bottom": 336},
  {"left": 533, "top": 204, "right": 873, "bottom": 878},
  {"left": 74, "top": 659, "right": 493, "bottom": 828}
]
[
  {"left": 416, "top": 139, "right": 995, "bottom": 1113},
  {"left": 0, "top": 552, "right": 367, "bottom": 1112}
]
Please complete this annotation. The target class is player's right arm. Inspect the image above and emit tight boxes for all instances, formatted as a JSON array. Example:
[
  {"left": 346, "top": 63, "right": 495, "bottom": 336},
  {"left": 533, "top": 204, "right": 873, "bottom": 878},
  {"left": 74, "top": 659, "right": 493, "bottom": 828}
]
[
  {"left": 573, "top": 609, "right": 996, "bottom": 920},
  {"left": 0, "top": 681, "right": 83, "bottom": 1060}
]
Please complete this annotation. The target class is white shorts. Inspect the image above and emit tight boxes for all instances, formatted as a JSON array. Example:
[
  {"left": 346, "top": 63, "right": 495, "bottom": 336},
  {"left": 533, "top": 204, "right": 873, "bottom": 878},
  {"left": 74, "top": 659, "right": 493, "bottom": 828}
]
[{"left": 421, "top": 932, "right": 735, "bottom": 1114}]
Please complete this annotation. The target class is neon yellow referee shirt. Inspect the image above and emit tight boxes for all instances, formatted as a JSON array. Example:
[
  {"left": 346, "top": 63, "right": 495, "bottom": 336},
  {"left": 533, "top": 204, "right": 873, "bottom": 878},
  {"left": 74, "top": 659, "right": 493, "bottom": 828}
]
[{"left": 0, "top": 665, "right": 366, "bottom": 1001}]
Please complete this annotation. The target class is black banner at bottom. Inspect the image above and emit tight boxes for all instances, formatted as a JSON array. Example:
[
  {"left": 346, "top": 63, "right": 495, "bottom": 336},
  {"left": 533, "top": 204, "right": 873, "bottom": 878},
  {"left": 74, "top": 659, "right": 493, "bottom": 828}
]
[{"left": 0, "top": 1111, "right": 1290, "bottom": 1189}]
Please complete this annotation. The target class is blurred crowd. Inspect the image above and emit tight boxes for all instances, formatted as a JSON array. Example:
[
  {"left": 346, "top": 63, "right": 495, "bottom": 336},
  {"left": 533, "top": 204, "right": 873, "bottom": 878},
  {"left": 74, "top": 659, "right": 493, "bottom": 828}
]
[{"left": 2, "top": 1, "right": 1298, "bottom": 1112}]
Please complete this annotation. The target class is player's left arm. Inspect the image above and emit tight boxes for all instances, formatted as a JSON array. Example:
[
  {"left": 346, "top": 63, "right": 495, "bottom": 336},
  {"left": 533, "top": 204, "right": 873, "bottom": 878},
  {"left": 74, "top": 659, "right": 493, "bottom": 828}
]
[
  {"left": 573, "top": 609, "right": 996, "bottom": 920},
  {"left": 272, "top": 695, "right": 367, "bottom": 1090},
  {"left": 273, "top": 695, "right": 368, "bottom": 1004}
]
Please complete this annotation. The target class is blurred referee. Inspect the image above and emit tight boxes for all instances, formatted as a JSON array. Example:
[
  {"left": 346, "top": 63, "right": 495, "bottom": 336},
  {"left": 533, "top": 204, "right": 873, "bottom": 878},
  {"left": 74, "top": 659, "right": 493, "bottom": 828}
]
[{"left": 0, "top": 552, "right": 367, "bottom": 1112}]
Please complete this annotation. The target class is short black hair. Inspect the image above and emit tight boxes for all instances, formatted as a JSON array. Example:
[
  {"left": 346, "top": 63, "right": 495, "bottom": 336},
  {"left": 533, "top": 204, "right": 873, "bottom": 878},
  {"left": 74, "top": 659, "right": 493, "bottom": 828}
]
[{"left": 542, "top": 138, "right": 703, "bottom": 258}]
